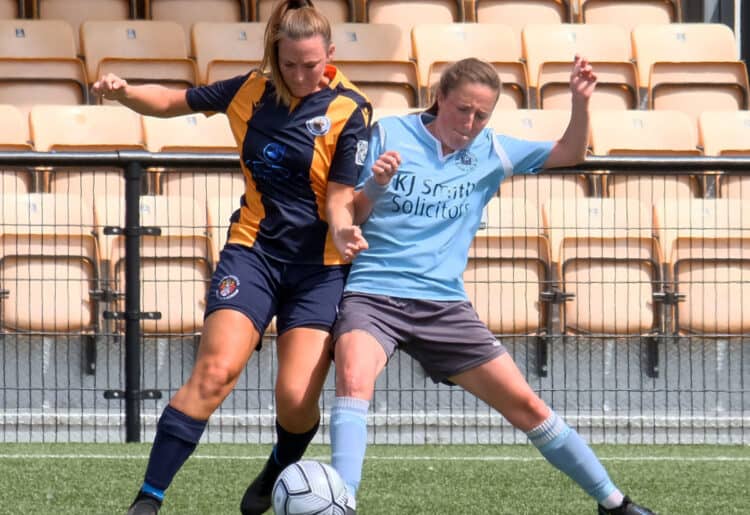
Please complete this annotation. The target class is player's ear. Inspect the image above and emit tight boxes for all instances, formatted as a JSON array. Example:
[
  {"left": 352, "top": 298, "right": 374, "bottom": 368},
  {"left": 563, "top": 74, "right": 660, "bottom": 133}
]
[{"left": 327, "top": 43, "right": 335, "bottom": 62}]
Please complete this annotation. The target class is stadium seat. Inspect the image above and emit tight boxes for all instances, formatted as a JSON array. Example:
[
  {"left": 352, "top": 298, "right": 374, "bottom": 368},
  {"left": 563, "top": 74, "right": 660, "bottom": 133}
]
[
  {"left": 331, "top": 23, "right": 419, "bottom": 108},
  {"left": 0, "top": 104, "right": 33, "bottom": 194},
  {"left": 590, "top": 110, "right": 702, "bottom": 203},
  {"left": 577, "top": 0, "right": 679, "bottom": 32},
  {"left": 490, "top": 109, "right": 590, "bottom": 201},
  {"left": 142, "top": 113, "right": 244, "bottom": 203},
  {"left": 0, "top": 193, "right": 100, "bottom": 334},
  {"left": 32, "top": 1, "right": 135, "bottom": 54},
  {"left": 145, "top": 0, "right": 247, "bottom": 54},
  {"left": 81, "top": 20, "right": 198, "bottom": 96},
  {"left": 192, "top": 21, "right": 264, "bottom": 85},
  {"left": 543, "top": 197, "right": 665, "bottom": 337},
  {"left": 254, "top": 0, "right": 353, "bottom": 22},
  {"left": 698, "top": 110, "right": 750, "bottom": 200},
  {"left": 411, "top": 23, "right": 528, "bottom": 109},
  {"left": 96, "top": 195, "right": 213, "bottom": 335},
  {"left": 632, "top": 23, "right": 749, "bottom": 124},
  {"left": 1, "top": 0, "right": 24, "bottom": 18},
  {"left": 654, "top": 199, "right": 750, "bottom": 335},
  {"left": 522, "top": 23, "right": 638, "bottom": 110},
  {"left": 472, "top": 0, "right": 568, "bottom": 32},
  {"left": 0, "top": 20, "right": 88, "bottom": 115},
  {"left": 359, "top": 0, "right": 462, "bottom": 31},
  {"left": 371, "top": 107, "right": 422, "bottom": 123},
  {"left": 30, "top": 105, "right": 145, "bottom": 202},
  {"left": 206, "top": 195, "right": 237, "bottom": 265}
]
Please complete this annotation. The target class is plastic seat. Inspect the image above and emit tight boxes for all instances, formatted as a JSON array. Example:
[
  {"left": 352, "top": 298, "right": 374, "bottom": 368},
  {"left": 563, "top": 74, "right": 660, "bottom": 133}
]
[
  {"left": 1, "top": 0, "right": 24, "bottom": 18},
  {"left": 331, "top": 23, "right": 419, "bottom": 108},
  {"left": 359, "top": 0, "right": 462, "bottom": 32},
  {"left": 33, "top": 1, "right": 135, "bottom": 54},
  {"left": 81, "top": 20, "right": 198, "bottom": 97},
  {"left": 490, "top": 109, "right": 590, "bottom": 201},
  {"left": 578, "top": 0, "right": 679, "bottom": 32},
  {"left": 632, "top": 23, "right": 748, "bottom": 124},
  {"left": 0, "top": 193, "right": 100, "bottom": 334},
  {"left": 591, "top": 110, "right": 701, "bottom": 203},
  {"left": 699, "top": 111, "right": 750, "bottom": 200},
  {"left": 655, "top": 199, "right": 750, "bottom": 335},
  {"left": 254, "top": 0, "right": 353, "bottom": 22},
  {"left": 371, "top": 107, "right": 422, "bottom": 123},
  {"left": 522, "top": 23, "right": 638, "bottom": 110},
  {"left": 472, "top": 1, "right": 567, "bottom": 31},
  {"left": 0, "top": 20, "right": 88, "bottom": 115},
  {"left": 192, "top": 22, "right": 264, "bottom": 85},
  {"left": 96, "top": 195, "right": 213, "bottom": 335},
  {"left": 30, "top": 105, "right": 145, "bottom": 202},
  {"left": 0, "top": 104, "right": 33, "bottom": 195},
  {"left": 142, "top": 113, "right": 244, "bottom": 203},
  {"left": 411, "top": 23, "right": 528, "bottom": 109}
]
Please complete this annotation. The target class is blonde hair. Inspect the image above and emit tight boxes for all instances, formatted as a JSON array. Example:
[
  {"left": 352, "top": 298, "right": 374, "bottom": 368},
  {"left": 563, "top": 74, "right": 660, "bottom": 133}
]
[
  {"left": 262, "top": 0, "right": 332, "bottom": 106},
  {"left": 425, "top": 58, "right": 501, "bottom": 116}
]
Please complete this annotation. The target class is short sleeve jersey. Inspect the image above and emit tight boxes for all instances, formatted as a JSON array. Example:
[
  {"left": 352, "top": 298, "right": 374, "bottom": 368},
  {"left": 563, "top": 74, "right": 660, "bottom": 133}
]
[
  {"left": 186, "top": 65, "right": 371, "bottom": 265},
  {"left": 345, "top": 112, "right": 553, "bottom": 300}
]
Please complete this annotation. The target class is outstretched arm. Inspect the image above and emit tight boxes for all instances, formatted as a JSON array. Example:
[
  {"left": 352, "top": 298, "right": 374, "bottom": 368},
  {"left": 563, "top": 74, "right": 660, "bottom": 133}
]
[
  {"left": 91, "top": 73, "right": 192, "bottom": 118},
  {"left": 544, "top": 55, "right": 597, "bottom": 169}
]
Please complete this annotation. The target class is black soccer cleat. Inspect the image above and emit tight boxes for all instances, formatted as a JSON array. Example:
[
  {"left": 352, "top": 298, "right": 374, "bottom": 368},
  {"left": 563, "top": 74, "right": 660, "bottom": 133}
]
[
  {"left": 126, "top": 493, "right": 161, "bottom": 515},
  {"left": 598, "top": 496, "right": 656, "bottom": 515},
  {"left": 240, "top": 461, "right": 279, "bottom": 515}
]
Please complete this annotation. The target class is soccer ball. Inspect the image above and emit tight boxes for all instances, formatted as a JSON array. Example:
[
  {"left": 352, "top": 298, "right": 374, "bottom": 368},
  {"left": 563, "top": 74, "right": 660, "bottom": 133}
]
[{"left": 272, "top": 460, "right": 349, "bottom": 515}]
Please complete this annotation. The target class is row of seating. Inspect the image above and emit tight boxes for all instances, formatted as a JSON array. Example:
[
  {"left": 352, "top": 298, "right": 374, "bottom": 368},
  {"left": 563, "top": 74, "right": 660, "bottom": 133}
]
[
  {"left": 2, "top": 1, "right": 683, "bottom": 38},
  {"left": 0, "top": 193, "right": 747, "bottom": 340},
  {"left": 1, "top": 19, "right": 746, "bottom": 113}
]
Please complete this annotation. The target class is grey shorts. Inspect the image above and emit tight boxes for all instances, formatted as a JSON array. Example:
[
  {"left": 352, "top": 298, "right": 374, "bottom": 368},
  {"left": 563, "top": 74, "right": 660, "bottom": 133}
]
[{"left": 332, "top": 292, "right": 507, "bottom": 384}]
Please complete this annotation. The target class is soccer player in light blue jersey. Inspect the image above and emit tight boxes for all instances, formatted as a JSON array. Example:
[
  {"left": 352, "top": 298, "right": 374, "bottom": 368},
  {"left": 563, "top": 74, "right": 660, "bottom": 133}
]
[{"left": 326, "top": 57, "right": 656, "bottom": 515}]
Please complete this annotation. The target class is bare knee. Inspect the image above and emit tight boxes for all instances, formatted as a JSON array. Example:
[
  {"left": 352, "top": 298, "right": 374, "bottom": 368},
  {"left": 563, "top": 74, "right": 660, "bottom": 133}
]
[
  {"left": 193, "top": 359, "right": 237, "bottom": 404},
  {"left": 334, "top": 332, "right": 379, "bottom": 399},
  {"left": 511, "top": 394, "right": 551, "bottom": 432}
]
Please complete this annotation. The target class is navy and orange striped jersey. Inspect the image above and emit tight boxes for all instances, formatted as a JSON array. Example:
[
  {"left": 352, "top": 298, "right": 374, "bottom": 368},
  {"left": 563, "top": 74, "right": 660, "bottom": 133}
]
[{"left": 186, "top": 65, "right": 371, "bottom": 265}]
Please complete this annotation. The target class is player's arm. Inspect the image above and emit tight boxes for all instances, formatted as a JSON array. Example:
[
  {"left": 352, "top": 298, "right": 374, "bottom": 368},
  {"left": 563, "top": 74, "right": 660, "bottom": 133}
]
[
  {"left": 353, "top": 150, "right": 401, "bottom": 225},
  {"left": 327, "top": 181, "right": 368, "bottom": 262},
  {"left": 91, "top": 73, "right": 192, "bottom": 118},
  {"left": 544, "top": 55, "right": 597, "bottom": 169}
]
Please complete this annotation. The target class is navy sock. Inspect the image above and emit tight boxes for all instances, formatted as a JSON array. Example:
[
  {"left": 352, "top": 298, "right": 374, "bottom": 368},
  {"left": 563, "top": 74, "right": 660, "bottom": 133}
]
[
  {"left": 141, "top": 405, "right": 207, "bottom": 499},
  {"left": 256, "top": 418, "right": 320, "bottom": 489}
]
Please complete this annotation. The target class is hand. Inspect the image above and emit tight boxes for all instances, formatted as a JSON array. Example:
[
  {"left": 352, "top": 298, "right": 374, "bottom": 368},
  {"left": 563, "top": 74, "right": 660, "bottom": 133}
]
[
  {"left": 570, "top": 55, "right": 597, "bottom": 103},
  {"left": 371, "top": 150, "right": 401, "bottom": 186},
  {"left": 91, "top": 73, "right": 129, "bottom": 101},
  {"left": 332, "top": 225, "right": 369, "bottom": 262}
]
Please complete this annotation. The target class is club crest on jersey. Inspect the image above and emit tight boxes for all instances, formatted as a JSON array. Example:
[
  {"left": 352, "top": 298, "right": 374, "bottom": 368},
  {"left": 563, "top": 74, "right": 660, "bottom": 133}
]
[
  {"left": 456, "top": 149, "right": 478, "bottom": 172},
  {"left": 355, "top": 139, "right": 368, "bottom": 165},
  {"left": 306, "top": 115, "right": 331, "bottom": 136},
  {"left": 217, "top": 275, "right": 240, "bottom": 299}
]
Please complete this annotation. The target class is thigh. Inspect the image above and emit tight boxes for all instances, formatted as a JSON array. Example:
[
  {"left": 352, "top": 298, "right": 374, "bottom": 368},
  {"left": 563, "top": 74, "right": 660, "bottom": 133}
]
[{"left": 276, "top": 263, "right": 349, "bottom": 334}]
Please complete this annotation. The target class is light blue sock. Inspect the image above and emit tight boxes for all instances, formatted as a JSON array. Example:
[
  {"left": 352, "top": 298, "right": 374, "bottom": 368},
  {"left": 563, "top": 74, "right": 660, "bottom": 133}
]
[
  {"left": 330, "top": 396, "right": 369, "bottom": 502},
  {"left": 527, "top": 411, "right": 618, "bottom": 503}
]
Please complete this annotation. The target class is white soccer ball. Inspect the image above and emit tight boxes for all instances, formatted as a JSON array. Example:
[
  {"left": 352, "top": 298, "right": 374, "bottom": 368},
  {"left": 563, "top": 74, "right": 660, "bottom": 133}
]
[{"left": 272, "top": 460, "right": 349, "bottom": 515}]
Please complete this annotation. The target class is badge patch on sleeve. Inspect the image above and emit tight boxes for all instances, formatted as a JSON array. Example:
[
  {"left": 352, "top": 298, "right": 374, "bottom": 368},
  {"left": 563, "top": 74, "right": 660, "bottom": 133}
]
[{"left": 355, "top": 139, "right": 368, "bottom": 165}]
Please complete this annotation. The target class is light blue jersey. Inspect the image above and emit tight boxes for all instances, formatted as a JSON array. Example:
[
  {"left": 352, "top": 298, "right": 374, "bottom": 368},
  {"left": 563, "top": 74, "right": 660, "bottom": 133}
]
[{"left": 345, "top": 112, "right": 554, "bottom": 300}]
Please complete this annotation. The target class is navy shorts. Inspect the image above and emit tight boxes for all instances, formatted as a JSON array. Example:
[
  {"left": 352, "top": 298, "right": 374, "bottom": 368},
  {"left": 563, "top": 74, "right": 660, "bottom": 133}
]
[
  {"left": 333, "top": 292, "right": 507, "bottom": 384},
  {"left": 205, "top": 244, "right": 349, "bottom": 342}
]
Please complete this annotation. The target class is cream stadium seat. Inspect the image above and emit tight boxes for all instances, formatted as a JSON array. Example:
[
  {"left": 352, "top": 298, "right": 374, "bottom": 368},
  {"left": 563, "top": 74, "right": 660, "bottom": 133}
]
[
  {"left": 359, "top": 0, "right": 462, "bottom": 31},
  {"left": 0, "top": 19, "right": 88, "bottom": 115},
  {"left": 142, "top": 113, "right": 244, "bottom": 203},
  {"left": 192, "top": 22, "right": 264, "bottom": 84},
  {"left": 654, "top": 199, "right": 750, "bottom": 336},
  {"left": 578, "top": 0, "right": 679, "bottom": 32},
  {"left": 699, "top": 110, "right": 750, "bottom": 200},
  {"left": 472, "top": 0, "right": 568, "bottom": 32},
  {"left": 0, "top": 104, "right": 33, "bottom": 194},
  {"left": 411, "top": 23, "right": 528, "bottom": 109},
  {"left": 254, "top": 0, "right": 353, "bottom": 22},
  {"left": 1, "top": 0, "right": 24, "bottom": 18}
]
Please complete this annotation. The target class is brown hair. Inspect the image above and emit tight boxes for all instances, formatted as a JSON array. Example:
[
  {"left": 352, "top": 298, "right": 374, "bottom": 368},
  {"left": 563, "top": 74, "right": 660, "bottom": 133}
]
[
  {"left": 261, "top": 0, "right": 332, "bottom": 106},
  {"left": 425, "top": 58, "right": 501, "bottom": 116}
]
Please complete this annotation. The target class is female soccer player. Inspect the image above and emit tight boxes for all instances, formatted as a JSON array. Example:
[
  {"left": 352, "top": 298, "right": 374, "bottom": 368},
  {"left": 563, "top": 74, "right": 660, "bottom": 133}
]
[
  {"left": 92, "top": 1, "right": 370, "bottom": 514},
  {"left": 326, "top": 56, "right": 656, "bottom": 515}
]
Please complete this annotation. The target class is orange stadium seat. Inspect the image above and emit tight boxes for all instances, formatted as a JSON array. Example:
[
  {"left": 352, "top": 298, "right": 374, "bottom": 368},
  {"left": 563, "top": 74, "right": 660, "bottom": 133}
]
[
  {"left": 632, "top": 23, "right": 749, "bottom": 124},
  {"left": 331, "top": 23, "right": 419, "bottom": 108},
  {"left": 81, "top": 20, "right": 198, "bottom": 96},
  {"left": 590, "top": 110, "right": 702, "bottom": 203},
  {"left": 96, "top": 195, "right": 213, "bottom": 335},
  {"left": 30, "top": 105, "right": 145, "bottom": 202},
  {"left": 1, "top": 0, "right": 24, "bottom": 18},
  {"left": 411, "top": 23, "right": 528, "bottom": 109},
  {"left": 254, "top": 0, "right": 353, "bottom": 22},
  {"left": 33, "top": 1, "right": 135, "bottom": 53},
  {"left": 0, "top": 104, "right": 33, "bottom": 195},
  {"left": 699, "top": 110, "right": 750, "bottom": 200},
  {"left": 359, "top": 0, "right": 462, "bottom": 31},
  {"left": 0, "top": 193, "right": 101, "bottom": 334},
  {"left": 654, "top": 199, "right": 750, "bottom": 336},
  {"left": 192, "top": 21, "right": 264, "bottom": 85},
  {"left": 145, "top": 0, "right": 247, "bottom": 55},
  {"left": 472, "top": 0, "right": 568, "bottom": 32},
  {"left": 578, "top": 0, "right": 679, "bottom": 32},
  {"left": 490, "top": 109, "right": 591, "bottom": 201},
  {"left": 0, "top": 19, "right": 88, "bottom": 116},
  {"left": 142, "top": 113, "right": 244, "bottom": 203},
  {"left": 522, "top": 23, "right": 638, "bottom": 110}
]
